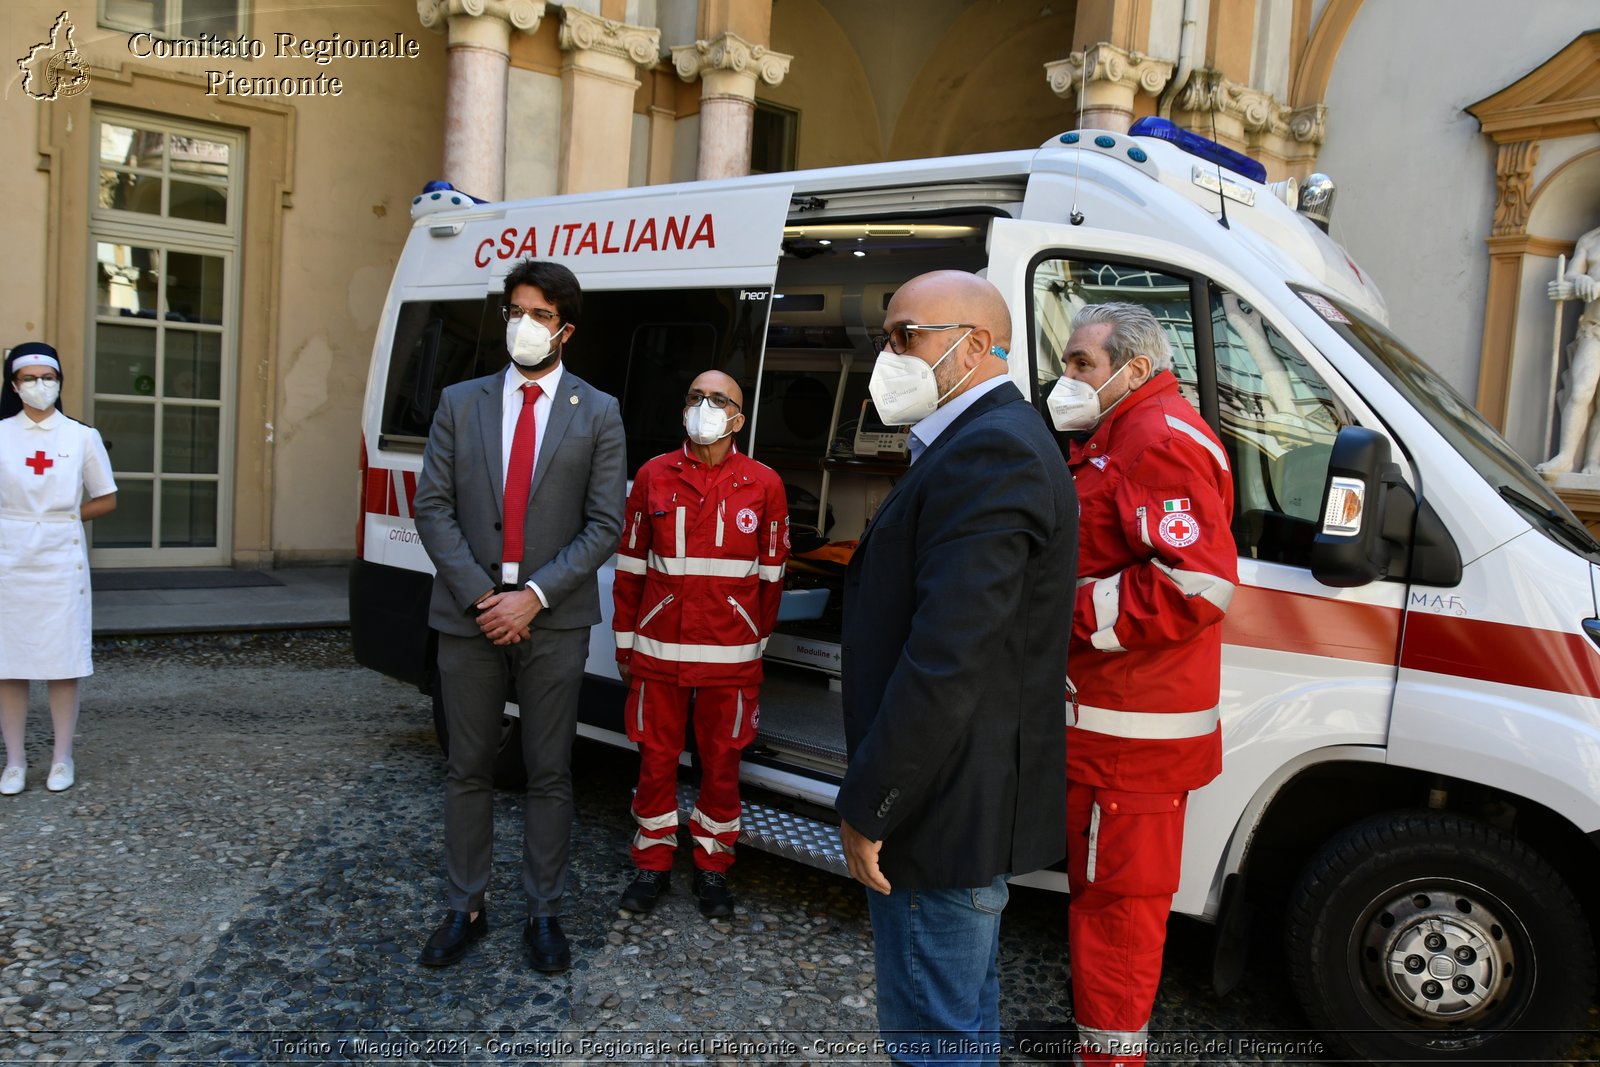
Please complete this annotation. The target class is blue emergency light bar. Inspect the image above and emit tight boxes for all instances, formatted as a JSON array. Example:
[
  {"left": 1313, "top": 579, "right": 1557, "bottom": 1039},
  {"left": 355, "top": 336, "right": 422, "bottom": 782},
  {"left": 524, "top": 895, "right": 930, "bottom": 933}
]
[
  {"left": 1128, "top": 116, "right": 1268, "bottom": 185},
  {"left": 416, "top": 180, "right": 488, "bottom": 206}
]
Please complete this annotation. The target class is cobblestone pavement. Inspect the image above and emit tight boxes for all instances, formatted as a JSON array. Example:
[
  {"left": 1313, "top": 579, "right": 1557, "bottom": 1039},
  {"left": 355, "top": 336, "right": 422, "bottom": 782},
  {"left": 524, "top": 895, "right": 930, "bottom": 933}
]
[{"left": 1, "top": 632, "right": 1596, "bottom": 1065}]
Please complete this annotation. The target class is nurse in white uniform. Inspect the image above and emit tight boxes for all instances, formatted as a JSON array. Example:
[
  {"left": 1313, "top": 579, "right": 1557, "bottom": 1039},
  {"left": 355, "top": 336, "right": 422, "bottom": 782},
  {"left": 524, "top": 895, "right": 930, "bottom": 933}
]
[{"left": 0, "top": 343, "right": 118, "bottom": 795}]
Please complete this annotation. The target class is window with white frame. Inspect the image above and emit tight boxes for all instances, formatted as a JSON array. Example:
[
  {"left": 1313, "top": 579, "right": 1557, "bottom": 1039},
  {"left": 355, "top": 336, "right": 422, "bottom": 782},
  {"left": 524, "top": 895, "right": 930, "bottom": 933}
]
[
  {"left": 89, "top": 110, "right": 242, "bottom": 563},
  {"left": 100, "top": 0, "right": 246, "bottom": 38}
]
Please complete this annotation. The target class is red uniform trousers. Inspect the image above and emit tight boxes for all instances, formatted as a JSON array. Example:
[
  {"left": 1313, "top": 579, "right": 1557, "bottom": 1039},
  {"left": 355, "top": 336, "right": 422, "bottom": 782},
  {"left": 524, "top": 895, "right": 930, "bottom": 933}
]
[
  {"left": 1066, "top": 780, "right": 1188, "bottom": 1067},
  {"left": 625, "top": 678, "right": 758, "bottom": 873}
]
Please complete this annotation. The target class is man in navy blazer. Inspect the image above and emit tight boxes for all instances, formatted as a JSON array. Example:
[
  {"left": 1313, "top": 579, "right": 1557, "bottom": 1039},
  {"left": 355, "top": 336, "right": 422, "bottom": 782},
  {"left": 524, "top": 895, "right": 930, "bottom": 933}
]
[
  {"left": 838, "top": 271, "right": 1077, "bottom": 1064},
  {"left": 413, "top": 259, "right": 626, "bottom": 973}
]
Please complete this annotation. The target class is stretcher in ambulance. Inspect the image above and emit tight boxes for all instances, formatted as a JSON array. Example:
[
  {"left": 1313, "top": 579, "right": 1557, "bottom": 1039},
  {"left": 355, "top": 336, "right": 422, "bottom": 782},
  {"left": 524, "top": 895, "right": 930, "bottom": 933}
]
[{"left": 352, "top": 119, "right": 1600, "bottom": 1063}]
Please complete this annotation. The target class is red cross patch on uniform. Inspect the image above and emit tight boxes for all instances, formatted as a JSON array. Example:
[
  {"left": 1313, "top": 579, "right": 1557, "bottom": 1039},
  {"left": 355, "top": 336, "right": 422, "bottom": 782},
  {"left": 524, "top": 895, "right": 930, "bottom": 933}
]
[
  {"left": 736, "top": 507, "right": 758, "bottom": 534},
  {"left": 1159, "top": 511, "right": 1200, "bottom": 548}
]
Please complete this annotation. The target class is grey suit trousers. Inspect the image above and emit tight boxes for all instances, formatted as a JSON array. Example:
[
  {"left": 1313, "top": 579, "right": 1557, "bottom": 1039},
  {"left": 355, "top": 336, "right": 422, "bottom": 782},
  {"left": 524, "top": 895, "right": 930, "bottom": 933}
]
[{"left": 438, "top": 626, "right": 589, "bottom": 918}]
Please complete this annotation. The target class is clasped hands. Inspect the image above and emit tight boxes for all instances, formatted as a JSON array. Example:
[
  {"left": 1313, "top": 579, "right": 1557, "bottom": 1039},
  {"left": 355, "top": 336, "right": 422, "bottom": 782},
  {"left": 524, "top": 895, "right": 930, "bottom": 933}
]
[{"left": 475, "top": 587, "right": 541, "bottom": 645}]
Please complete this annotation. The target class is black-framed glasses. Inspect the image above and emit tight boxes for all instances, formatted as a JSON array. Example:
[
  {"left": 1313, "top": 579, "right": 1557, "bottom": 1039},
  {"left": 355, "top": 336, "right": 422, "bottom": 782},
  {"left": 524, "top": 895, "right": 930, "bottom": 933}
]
[
  {"left": 685, "top": 391, "right": 740, "bottom": 412},
  {"left": 502, "top": 304, "right": 560, "bottom": 326},
  {"left": 872, "top": 322, "right": 976, "bottom": 354},
  {"left": 15, "top": 373, "right": 60, "bottom": 384}
]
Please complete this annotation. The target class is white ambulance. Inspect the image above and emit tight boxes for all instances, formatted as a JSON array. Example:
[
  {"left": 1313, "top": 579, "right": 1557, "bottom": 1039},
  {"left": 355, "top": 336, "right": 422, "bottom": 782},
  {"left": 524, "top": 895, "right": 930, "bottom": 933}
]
[{"left": 353, "top": 120, "right": 1600, "bottom": 1063}]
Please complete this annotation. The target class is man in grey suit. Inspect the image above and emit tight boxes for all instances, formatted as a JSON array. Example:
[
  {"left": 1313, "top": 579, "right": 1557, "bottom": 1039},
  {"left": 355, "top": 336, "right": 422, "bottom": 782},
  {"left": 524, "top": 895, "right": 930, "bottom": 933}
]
[{"left": 413, "top": 258, "right": 626, "bottom": 973}]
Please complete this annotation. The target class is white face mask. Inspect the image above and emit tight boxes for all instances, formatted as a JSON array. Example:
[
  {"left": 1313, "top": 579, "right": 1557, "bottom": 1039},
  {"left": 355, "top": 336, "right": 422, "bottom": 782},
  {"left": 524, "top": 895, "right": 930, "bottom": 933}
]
[
  {"left": 684, "top": 401, "right": 735, "bottom": 445},
  {"left": 17, "top": 378, "right": 61, "bottom": 412},
  {"left": 1047, "top": 362, "right": 1134, "bottom": 432},
  {"left": 868, "top": 329, "right": 976, "bottom": 426},
  {"left": 505, "top": 317, "right": 561, "bottom": 371}
]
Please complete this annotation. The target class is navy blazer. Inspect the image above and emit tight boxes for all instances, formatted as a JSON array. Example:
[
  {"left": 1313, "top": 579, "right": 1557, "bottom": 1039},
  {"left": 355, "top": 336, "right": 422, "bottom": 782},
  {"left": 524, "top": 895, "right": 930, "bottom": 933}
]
[{"left": 838, "top": 380, "right": 1077, "bottom": 890}]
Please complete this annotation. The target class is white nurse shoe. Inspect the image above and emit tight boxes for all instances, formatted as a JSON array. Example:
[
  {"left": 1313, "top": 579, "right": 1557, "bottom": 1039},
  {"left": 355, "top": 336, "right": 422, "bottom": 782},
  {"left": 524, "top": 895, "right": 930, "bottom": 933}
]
[
  {"left": 46, "top": 761, "right": 74, "bottom": 792},
  {"left": 1, "top": 765, "right": 24, "bottom": 795}
]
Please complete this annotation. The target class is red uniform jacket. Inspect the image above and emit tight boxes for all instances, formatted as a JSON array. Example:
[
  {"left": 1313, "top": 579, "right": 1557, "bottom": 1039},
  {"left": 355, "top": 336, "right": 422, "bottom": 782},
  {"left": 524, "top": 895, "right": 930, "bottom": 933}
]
[
  {"left": 1067, "top": 371, "right": 1237, "bottom": 792},
  {"left": 613, "top": 443, "right": 789, "bottom": 686}
]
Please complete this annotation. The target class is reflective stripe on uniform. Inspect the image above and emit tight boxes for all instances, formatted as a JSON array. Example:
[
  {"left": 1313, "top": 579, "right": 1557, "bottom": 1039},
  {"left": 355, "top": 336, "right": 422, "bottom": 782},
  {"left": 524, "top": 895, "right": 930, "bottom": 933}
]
[
  {"left": 1068, "top": 703, "right": 1220, "bottom": 740},
  {"left": 616, "top": 555, "right": 647, "bottom": 575},
  {"left": 1151, "top": 559, "right": 1235, "bottom": 611},
  {"left": 631, "top": 636, "right": 763, "bottom": 664},
  {"left": 1166, "top": 414, "right": 1229, "bottom": 472},
  {"left": 691, "top": 807, "right": 740, "bottom": 835},
  {"left": 691, "top": 835, "right": 735, "bottom": 855},
  {"left": 633, "top": 808, "right": 678, "bottom": 831},
  {"left": 1086, "top": 801, "right": 1101, "bottom": 883},
  {"left": 758, "top": 563, "right": 784, "bottom": 582},
  {"left": 616, "top": 631, "right": 635, "bottom": 650},
  {"left": 1089, "top": 573, "right": 1124, "bottom": 652},
  {"left": 1073, "top": 1023, "right": 1150, "bottom": 1057},
  {"left": 648, "top": 552, "right": 759, "bottom": 578},
  {"left": 633, "top": 831, "right": 676, "bottom": 851}
]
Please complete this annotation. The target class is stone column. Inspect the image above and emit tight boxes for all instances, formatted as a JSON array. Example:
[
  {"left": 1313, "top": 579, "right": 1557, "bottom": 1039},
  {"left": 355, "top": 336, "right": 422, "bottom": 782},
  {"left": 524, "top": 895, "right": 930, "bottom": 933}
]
[
  {"left": 556, "top": 7, "right": 661, "bottom": 194},
  {"left": 418, "top": 0, "right": 546, "bottom": 202},
  {"left": 1044, "top": 42, "right": 1172, "bottom": 133},
  {"left": 1476, "top": 140, "right": 1543, "bottom": 432},
  {"left": 646, "top": 72, "right": 678, "bottom": 186},
  {"left": 671, "top": 32, "right": 792, "bottom": 180}
]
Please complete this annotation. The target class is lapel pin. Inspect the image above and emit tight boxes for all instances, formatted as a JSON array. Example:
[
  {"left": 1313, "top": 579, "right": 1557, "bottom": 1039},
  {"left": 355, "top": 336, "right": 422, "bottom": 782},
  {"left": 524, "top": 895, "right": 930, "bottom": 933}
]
[{"left": 569, "top": 395, "right": 579, "bottom": 405}]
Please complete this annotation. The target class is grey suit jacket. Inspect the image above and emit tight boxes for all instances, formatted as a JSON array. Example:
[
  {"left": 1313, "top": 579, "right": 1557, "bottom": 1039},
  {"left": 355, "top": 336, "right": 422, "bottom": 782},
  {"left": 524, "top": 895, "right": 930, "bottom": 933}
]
[{"left": 414, "top": 366, "right": 626, "bottom": 637}]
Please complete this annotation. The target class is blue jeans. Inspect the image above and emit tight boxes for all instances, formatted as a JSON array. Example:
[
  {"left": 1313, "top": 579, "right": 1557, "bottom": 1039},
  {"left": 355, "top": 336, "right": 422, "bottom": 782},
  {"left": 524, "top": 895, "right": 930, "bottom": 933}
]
[{"left": 867, "top": 876, "right": 1009, "bottom": 1066}]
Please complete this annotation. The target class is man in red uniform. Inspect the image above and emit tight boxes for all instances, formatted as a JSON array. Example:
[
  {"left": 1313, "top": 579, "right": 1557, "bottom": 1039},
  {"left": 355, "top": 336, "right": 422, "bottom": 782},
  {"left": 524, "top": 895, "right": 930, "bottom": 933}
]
[
  {"left": 1045, "top": 302, "right": 1237, "bottom": 1067},
  {"left": 612, "top": 369, "right": 788, "bottom": 918}
]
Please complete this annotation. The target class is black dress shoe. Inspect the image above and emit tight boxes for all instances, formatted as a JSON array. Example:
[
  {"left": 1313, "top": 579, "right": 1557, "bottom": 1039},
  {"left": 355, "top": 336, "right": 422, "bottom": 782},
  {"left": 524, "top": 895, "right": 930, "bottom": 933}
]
[
  {"left": 693, "top": 870, "right": 735, "bottom": 918},
  {"left": 618, "top": 868, "right": 670, "bottom": 914},
  {"left": 523, "top": 916, "right": 571, "bottom": 973},
  {"left": 418, "top": 909, "right": 487, "bottom": 967}
]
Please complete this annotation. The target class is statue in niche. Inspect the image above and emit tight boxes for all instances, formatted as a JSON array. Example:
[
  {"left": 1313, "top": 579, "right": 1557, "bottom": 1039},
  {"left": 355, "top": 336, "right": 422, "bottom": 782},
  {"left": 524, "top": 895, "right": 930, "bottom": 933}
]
[{"left": 1537, "top": 224, "right": 1600, "bottom": 477}]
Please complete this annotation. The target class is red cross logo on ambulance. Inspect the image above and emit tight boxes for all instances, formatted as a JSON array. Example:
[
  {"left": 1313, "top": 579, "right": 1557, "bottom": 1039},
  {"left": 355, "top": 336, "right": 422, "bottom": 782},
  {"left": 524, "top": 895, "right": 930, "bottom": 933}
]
[
  {"left": 1159, "top": 511, "right": 1200, "bottom": 548},
  {"left": 736, "top": 507, "right": 758, "bottom": 534}
]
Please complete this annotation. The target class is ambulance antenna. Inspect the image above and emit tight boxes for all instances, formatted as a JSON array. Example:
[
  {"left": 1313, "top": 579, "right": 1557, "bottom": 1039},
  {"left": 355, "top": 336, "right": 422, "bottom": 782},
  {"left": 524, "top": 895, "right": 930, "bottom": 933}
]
[
  {"left": 1069, "top": 48, "right": 1086, "bottom": 225},
  {"left": 1209, "top": 100, "right": 1230, "bottom": 230}
]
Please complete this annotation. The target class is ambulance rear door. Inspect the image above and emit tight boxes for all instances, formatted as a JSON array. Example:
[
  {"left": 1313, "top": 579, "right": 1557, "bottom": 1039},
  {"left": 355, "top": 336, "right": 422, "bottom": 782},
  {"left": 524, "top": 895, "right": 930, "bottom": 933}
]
[
  {"left": 462, "top": 183, "right": 795, "bottom": 683},
  {"left": 363, "top": 183, "right": 793, "bottom": 692}
]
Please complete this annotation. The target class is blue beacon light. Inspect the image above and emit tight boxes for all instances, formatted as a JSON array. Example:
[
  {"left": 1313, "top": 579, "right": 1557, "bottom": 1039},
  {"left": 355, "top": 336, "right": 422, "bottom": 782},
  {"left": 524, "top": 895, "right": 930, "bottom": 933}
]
[{"left": 1127, "top": 116, "right": 1267, "bottom": 184}]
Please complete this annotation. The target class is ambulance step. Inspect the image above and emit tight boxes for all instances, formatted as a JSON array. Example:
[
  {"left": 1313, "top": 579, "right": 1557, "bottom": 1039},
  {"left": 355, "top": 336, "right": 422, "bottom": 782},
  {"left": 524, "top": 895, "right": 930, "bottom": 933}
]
[{"left": 676, "top": 783, "right": 847, "bottom": 877}]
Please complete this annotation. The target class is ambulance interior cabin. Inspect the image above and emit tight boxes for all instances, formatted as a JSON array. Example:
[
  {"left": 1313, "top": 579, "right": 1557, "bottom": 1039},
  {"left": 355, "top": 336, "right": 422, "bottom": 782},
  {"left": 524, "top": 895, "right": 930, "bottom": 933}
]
[{"left": 566, "top": 210, "right": 992, "bottom": 772}]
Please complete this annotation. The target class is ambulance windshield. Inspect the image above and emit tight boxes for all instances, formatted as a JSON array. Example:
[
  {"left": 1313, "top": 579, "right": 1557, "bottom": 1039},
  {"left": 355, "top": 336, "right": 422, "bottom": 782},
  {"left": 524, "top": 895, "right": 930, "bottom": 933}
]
[{"left": 1296, "top": 288, "right": 1600, "bottom": 560}]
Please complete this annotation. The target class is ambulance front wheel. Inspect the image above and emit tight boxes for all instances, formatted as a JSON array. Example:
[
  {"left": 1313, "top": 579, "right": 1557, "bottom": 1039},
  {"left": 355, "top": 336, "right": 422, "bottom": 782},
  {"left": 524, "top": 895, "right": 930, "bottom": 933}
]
[
  {"left": 430, "top": 687, "right": 528, "bottom": 790},
  {"left": 1285, "top": 811, "right": 1595, "bottom": 1065}
]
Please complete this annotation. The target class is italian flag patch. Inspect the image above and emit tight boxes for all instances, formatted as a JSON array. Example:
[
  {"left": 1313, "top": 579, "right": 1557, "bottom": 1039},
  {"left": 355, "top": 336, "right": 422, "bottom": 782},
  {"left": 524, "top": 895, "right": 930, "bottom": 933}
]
[{"left": 1163, "top": 498, "right": 1191, "bottom": 512}]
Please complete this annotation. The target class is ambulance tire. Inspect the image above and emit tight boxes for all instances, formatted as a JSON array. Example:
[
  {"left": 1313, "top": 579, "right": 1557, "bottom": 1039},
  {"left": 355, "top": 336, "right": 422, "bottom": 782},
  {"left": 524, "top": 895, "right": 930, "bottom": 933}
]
[
  {"left": 430, "top": 687, "right": 528, "bottom": 790},
  {"left": 1285, "top": 811, "right": 1594, "bottom": 1065}
]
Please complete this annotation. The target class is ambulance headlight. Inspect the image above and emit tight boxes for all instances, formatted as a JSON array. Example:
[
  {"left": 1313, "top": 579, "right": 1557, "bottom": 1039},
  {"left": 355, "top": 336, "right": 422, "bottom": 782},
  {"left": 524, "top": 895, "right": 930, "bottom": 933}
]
[{"left": 1321, "top": 477, "right": 1365, "bottom": 536}]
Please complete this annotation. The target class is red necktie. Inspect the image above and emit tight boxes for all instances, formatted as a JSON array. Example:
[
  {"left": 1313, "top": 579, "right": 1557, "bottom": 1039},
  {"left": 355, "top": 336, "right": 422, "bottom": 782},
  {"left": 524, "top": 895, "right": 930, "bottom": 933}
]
[{"left": 501, "top": 381, "right": 542, "bottom": 579}]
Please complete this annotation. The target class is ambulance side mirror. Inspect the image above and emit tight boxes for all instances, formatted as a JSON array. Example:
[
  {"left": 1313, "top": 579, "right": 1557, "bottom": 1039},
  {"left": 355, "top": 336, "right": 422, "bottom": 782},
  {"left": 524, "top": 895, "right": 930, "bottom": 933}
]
[{"left": 1310, "top": 426, "right": 1405, "bottom": 587}]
